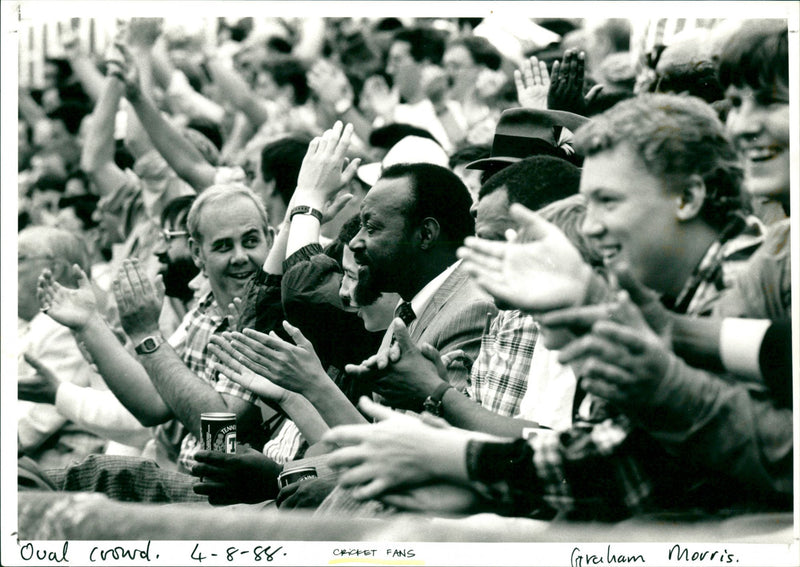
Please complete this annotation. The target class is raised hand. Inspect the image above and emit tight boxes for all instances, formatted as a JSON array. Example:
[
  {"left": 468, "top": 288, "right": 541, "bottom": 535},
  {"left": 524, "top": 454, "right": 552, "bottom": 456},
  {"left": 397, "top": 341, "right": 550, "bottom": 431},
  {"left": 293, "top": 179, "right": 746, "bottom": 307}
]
[
  {"left": 514, "top": 55, "right": 550, "bottom": 110},
  {"left": 18, "top": 354, "right": 61, "bottom": 405},
  {"left": 37, "top": 265, "right": 99, "bottom": 331},
  {"left": 547, "top": 49, "right": 603, "bottom": 115},
  {"left": 112, "top": 259, "right": 164, "bottom": 345},
  {"left": 324, "top": 397, "right": 472, "bottom": 500},
  {"left": 125, "top": 17, "right": 163, "bottom": 50},
  {"left": 225, "top": 321, "right": 329, "bottom": 396},
  {"left": 207, "top": 335, "right": 289, "bottom": 404},
  {"left": 457, "top": 204, "right": 593, "bottom": 313},
  {"left": 191, "top": 445, "right": 281, "bottom": 505},
  {"left": 293, "top": 121, "right": 360, "bottom": 206},
  {"left": 106, "top": 42, "right": 142, "bottom": 102}
]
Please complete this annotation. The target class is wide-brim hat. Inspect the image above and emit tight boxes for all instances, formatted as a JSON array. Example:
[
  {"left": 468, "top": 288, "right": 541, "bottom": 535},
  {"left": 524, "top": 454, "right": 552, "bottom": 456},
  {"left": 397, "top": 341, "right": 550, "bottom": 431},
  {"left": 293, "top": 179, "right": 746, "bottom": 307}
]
[
  {"left": 357, "top": 136, "right": 449, "bottom": 187},
  {"left": 466, "top": 108, "right": 589, "bottom": 170}
]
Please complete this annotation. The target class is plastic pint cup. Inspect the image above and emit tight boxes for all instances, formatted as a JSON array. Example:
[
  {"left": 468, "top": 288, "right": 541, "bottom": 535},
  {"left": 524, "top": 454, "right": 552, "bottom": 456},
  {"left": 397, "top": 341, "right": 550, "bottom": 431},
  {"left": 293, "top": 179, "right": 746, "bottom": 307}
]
[
  {"left": 201, "top": 412, "right": 237, "bottom": 453},
  {"left": 277, "top": 467, "right": 318, "bottom": 489}
]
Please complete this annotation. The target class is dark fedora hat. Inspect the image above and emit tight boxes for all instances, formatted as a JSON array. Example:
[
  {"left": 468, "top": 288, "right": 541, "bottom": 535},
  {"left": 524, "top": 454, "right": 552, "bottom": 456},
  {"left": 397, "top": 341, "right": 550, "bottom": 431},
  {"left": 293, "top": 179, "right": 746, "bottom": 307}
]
[{"left": 466, "top": 108, "right": 589, "bottom": 170}]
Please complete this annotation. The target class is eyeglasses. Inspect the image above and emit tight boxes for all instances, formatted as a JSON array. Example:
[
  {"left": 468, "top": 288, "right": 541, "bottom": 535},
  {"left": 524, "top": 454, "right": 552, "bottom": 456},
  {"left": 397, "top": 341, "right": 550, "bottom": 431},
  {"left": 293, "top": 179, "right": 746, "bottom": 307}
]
[{"left": 160, "top": 229, "right": 189, "bottom": 243}]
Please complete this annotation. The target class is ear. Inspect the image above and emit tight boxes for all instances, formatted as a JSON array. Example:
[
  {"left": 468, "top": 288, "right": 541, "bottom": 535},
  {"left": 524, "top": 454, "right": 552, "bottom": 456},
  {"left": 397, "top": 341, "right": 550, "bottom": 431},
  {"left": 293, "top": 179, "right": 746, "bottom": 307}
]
[
  {"left": 418, "top": 217, "right": 441, "bottom": 250},
  {"left": 675, "top": 175, "right": 707, "bottom": 222},
  {"left": 189, "top": 236, "right": 205, "bottom": 272}
]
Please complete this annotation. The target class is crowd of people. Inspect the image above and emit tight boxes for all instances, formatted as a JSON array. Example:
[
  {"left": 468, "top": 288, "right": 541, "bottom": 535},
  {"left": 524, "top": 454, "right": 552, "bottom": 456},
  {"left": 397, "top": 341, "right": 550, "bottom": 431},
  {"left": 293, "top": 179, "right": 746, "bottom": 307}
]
[{"left": 16, "top": 15, "right": 792, "bottom": 531}]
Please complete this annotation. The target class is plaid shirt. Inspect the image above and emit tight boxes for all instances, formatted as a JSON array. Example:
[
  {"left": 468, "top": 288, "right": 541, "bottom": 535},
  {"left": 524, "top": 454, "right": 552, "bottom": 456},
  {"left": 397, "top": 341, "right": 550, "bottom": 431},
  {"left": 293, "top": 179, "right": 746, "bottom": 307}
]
[
  {"left": 467, "top": 310, "right": 537, "bottom": 417},
  {"left": 152, "top": 290, "right": 258, "bottom": 471}
]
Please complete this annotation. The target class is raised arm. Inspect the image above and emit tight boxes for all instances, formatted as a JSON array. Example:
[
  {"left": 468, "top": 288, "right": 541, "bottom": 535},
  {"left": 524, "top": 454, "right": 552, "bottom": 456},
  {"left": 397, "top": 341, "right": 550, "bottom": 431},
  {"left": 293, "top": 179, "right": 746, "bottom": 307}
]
[
  {"left": 113, "top": 44, "right": 217, "bottom": 192},
  {"left": 204, "top": 53, "right": 269, "bottom": 128}
]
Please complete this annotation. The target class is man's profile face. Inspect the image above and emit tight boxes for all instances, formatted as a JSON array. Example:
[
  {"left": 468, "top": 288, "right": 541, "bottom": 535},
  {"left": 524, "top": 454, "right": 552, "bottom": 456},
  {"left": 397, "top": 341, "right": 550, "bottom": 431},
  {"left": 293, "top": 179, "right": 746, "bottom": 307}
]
[
  {"left": 191, "top": 195, "right": 271, "bottom": 308},
  {"left": 579, "top": 144, "right": 681, "bottom": 293},
  {"left": 154, "top": 212, "right": 198, "bottom": 301},
  {"left": 474, "top": 187, "right": 513, "bottom": 241},
  {"left": 349, "top": 175, "right": 415, "bottom": 294}
]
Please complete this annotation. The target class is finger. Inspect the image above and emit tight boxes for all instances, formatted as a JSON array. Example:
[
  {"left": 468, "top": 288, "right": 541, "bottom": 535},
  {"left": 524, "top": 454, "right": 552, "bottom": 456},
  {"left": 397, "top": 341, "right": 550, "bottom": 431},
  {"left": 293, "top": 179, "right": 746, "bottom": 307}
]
[
  {"left": 206, "top": 341, "right": 245, "bottom": 374},
  {"left": 22, "top": 354, "right": 51, "bottom": 378},
  {"left": 389, "top": 318, "right": 414, "bottom": 352},
  {"left": 326, "top": 446, "right": 368, "bottom": 469},
  {"left": 582, "top": 359, "right": 632, "bottom": 386},
  {"left": 581, "top": 376, "right": 619, "bottom": 402},
  {"left": 333, "top": 122, "right": 354, "bottom": 160},
  {"left": 550, "top": 60, "right": 560, "bottom": 83},
  {"left": 513, "top": 69, "right": 525, "bottom": 96},
  {"left": 352, "top": 478, "right": 392, "bottom": 500},
  {"left": 538, "top": 58, "right": 550, "bottom": 83},
  {"left": 112, "top": 278, "right": 130, "bottom": 312},
  {"left": 526, "top": 56, "right": 538, "bottom": 84},
  {"left": 340, "top": 156, "right": 361, "bottom": 184},
  {"left": 418, "top": 412, "right": 450, "bottom": 429},
  {"left": 240, "top": 328, "right": 289, "bottom": 352},
  {"left": 325, "top": 193, "right": 354, "bottom": 220},
  {"left": 557, "top": 333, "right": 624, "bottom": 366},
  {"left": 154, "top": 273, "right": 165, "bottom": 300},
  {"left": 72, "top": 264, "right": 91, "bottom": 289},
  {"left": 508, "top": 203, "right": 558, "bottom": 241},
  {"left": 585, "top": 84, "right": 603, "bottom": 103},
  {"left": 459, "top": 236, "right": 508, "bottom": 260},
  {"left": 358, "top": 396, "right": 398, "bottom": 422},
  {"left": 322, "top": 423, "right": 372, "bottom": 447},
  {"left": 460, "top": 256, "right": 505, "bottom": 281},
  {"left": 592, "top": 320, "right": 648, "bottom": 355},
  {"left": 538, "top": 304, "right": 611, "bottom": 330},
  {"left": 281, "top": 320, "right": 313, "bottom": 350}
]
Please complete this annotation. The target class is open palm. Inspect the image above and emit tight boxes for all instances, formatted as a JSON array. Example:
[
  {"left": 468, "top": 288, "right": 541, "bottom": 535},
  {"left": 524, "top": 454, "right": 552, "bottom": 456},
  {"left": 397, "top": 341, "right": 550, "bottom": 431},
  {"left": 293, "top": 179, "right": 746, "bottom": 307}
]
[{"left": 37, "top": 266, "right": 99, "bottom": 331}]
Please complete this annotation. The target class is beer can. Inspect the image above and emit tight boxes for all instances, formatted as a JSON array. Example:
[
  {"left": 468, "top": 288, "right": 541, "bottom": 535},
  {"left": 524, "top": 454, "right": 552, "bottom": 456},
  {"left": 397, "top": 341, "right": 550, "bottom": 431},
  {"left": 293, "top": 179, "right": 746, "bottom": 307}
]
[
  {"left": 201, "top": 412, "right": 236, "bottom": 453},
  {"left": 277, "top": 466, "right": 318, "bottom": 489}
]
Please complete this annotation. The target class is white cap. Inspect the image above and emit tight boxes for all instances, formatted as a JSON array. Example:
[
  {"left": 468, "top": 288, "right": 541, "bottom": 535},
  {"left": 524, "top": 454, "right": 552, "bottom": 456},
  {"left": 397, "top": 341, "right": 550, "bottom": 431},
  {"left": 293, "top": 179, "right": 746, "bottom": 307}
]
[{"left": 357, "top": 136, "right": 450, "bottom": 187}]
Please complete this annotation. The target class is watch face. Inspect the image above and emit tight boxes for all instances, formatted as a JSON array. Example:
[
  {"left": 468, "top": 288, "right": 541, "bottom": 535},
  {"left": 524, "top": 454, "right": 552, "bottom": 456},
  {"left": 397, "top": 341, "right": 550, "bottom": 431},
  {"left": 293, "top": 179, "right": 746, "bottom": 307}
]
[{"left": 142, "top": 338, "right": 157, "bottom": 351}]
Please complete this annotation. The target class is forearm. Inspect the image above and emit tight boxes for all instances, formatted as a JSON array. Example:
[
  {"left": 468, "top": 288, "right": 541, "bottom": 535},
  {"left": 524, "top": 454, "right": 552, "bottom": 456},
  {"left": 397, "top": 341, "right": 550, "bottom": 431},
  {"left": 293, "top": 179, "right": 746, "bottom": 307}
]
[
  {"left": 68, "top": 55, "right": 105, "bottom": 102},
  {"left": 18, "top": 89, "right": 47, "bottom": 125},
  {"left": 303, "top": 376, "right": 368, "bottom": 428},
  {"left": 278, "top": 392, "right": 330, "bottom": 445},
  {"left": 205, "top": 57, "right": 269, "bottom": 127},
  {"left": 442, "top": 388, "right": 539, "bottom": 437},
  {"left": 55, "top": 383, "right": 152, "bottom": 448},
  {"left": 629, "top": 355, "right": 793, "bottom": 495},
  {"left": 81, "top": 77, "right": 124, "bottom": 174},
  {"left": 136, "top": 346, "right": 238, "bottom": 439},
  {"left": 76, "top": 315, "right": 171, "bottom": 425},
  {"left": 128, "top": 92, "right": 216, "bottom": 191},
  {"left": 263, "top": 221, "right": 290, "bottom": 274}
]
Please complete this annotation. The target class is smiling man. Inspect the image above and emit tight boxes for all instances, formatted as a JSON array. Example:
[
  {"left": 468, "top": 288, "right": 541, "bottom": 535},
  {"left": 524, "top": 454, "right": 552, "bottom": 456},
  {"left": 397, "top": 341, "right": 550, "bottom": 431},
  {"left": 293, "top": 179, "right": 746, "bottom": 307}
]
[
  {"left": 575, "top": 93, "right": 759, "bottom": 315},
  {"left": 36, "top": 183, "right": 274, "bottom": 472},
  {"left": 348, "top": 162, "right": 496, "bottom": 404}
]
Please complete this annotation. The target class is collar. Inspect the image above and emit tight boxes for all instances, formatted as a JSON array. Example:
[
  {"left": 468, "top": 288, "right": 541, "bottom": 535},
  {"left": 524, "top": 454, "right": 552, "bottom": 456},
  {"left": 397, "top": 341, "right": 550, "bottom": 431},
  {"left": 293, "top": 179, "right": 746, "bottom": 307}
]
[{"left": 399, "top": 260, "right": 462, "bottom": 323}]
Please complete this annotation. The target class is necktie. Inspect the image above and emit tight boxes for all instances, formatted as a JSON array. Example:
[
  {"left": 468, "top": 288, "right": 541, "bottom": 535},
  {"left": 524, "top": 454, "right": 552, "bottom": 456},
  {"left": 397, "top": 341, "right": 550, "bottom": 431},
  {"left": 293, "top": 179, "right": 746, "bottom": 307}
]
[{"left": 394, "top": 301, "right": 416, "bottom": 326}]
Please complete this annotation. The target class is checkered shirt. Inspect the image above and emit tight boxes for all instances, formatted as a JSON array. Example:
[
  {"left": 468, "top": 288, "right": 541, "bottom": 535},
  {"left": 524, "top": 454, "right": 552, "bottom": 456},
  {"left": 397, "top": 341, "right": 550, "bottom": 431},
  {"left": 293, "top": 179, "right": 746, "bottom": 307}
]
[{"left": 467, "top": 310, "right": 537, "bottom": 417}]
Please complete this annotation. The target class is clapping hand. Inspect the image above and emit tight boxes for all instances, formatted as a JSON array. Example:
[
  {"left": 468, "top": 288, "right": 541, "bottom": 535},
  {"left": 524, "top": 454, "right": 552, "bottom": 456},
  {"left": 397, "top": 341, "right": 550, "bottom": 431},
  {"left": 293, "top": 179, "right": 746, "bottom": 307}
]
[
  {"left": 112, "top": 259, "right": 164, "bottom": 345},
  {"left": 18, "top": 354, "right": 61, "bottom": 405},
  {"left": 207, "top": 335, "right": 290, "bottom": 404},
  {"left": 457, "top": 204, "right": 593, "bottom": 313},
  {"left": 555, "top": 291, "right": 672, "bottom": 407},
  {"left": 37, "top": 266, "right": 100, "bottom": 332}
]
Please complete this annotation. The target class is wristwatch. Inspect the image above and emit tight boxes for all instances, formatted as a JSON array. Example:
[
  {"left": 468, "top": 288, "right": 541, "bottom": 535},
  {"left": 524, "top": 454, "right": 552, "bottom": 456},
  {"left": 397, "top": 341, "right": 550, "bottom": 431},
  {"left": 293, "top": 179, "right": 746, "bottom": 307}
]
[
  {"left": 135, "top": 335, "right": 165, "bottom": 355},
  {"left": 422, "top": 383, "right": 453, "bottom": 417}
]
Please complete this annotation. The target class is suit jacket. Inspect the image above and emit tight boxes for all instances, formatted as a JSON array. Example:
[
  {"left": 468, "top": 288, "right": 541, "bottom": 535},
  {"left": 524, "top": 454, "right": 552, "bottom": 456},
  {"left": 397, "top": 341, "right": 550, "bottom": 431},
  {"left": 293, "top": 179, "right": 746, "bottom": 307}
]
[{"left": 381, "top": 263, "right": 498, "bottom": 393}]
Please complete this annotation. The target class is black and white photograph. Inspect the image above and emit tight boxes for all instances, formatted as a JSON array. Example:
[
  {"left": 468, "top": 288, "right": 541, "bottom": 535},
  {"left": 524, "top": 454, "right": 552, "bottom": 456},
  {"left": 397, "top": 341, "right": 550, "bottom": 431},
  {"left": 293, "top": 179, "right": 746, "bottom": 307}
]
[{"left": 2, "top": 2, "right": 797, "bottom": 565}]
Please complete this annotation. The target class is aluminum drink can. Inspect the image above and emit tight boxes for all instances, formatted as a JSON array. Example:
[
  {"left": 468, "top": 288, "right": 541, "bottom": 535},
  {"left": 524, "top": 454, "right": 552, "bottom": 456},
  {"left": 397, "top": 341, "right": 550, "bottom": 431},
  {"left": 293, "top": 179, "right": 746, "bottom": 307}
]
[
  {"left": 277, "top": 467, "right": 318, "bottom": 489},
  {"left": 201, "top": 412, "right": 236, "bottom": 453}
]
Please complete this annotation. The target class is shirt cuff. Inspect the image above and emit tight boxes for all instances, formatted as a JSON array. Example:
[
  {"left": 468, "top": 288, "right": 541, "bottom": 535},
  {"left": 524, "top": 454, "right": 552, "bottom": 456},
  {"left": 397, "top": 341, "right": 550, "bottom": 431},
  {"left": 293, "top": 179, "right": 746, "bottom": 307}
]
[
  {"left": 719, "top": 318, "right": 771, "bottom": 380},
  {"left": 283, "top": 243, "right": 324, "bottom": 272}
]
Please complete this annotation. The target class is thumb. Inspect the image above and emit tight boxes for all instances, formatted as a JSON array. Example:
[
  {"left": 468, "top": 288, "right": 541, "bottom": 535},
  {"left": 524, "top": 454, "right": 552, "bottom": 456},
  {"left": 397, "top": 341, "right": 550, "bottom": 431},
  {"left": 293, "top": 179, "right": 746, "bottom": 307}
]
[
  {"left": 508, "top": 204, "right": 555, "bottom": 241},
  {"left": 357, "top": 396, "right": 397, "bottom": 422},
  {"left": 391, "top": 317, "right": 413, "bottom": 350},
  {"left": 585, "top": 84, "right": 604, "bottom": 103},
  {"left": 613, "top": 262, "right": 657, "bottom": 308},
  {"left": 340, "top": 157, "right": 362, "bottom": 185},
  {"left": 73, "top": 264, "right": 91, "bottom": 289},
  {"left": 23, "top": 354, "right": 57, "bottom": 382},
  {"left": 282, "top": 320, "right": 313, "bottom": 350},
  {"left": 154, "top": 273, "right": 166, "bottom": 300},
  {"left": 419, "top": 343, "right": 447, "bottom": 378}
]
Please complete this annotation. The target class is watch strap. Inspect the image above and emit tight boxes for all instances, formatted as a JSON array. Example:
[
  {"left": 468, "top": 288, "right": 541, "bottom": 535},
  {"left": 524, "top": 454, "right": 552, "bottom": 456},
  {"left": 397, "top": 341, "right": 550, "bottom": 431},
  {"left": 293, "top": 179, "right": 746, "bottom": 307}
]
[
  {"left": 289, "top": 205, "right": 323, "bottom": 223},
  {"left": 423, "top": 382, "right": 453, "bottom": 416}
]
